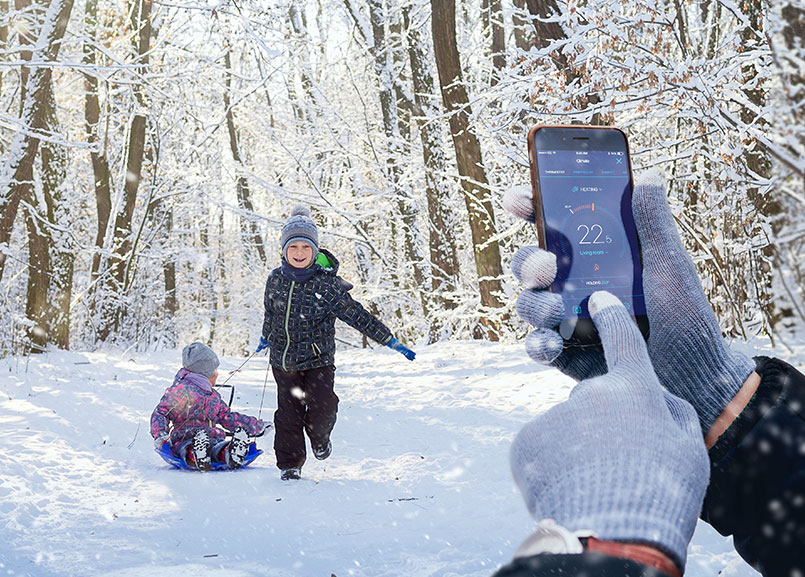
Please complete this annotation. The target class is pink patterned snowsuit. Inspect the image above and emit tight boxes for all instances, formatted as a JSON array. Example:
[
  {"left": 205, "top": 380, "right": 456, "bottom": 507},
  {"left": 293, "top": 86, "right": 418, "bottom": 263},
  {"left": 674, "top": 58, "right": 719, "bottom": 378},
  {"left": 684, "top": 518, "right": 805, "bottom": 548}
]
[{"left": 151, "top": 369, "right": 264, "bottom": 459}]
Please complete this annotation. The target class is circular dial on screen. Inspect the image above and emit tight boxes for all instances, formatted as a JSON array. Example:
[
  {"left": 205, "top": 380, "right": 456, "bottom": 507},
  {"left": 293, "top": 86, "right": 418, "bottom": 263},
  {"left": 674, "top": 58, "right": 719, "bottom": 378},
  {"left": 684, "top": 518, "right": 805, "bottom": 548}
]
[
  {"left": 550, "top": 202, "right": 630, "bottom": 295},
  {"left": 558, "top": 202, "right": 626, "bottom": 253}
]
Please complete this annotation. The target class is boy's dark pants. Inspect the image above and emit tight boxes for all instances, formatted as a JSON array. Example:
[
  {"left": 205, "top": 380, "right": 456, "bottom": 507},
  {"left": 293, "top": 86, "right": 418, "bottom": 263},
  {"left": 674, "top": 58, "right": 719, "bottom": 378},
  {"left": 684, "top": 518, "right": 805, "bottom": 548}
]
[
  {"left": 702, "top": 357, "right": 805, "bottom": 577},
  {"left": 272, "top": 365, "right": 338, "bottom": 470}
]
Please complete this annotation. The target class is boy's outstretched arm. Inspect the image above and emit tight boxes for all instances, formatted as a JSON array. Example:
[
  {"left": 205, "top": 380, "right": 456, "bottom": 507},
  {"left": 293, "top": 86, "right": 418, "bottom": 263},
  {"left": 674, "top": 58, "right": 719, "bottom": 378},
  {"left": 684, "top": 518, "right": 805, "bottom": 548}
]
[
  {"left": 334, "top": 291, "right": 416, "bottom": 361},
  {"left": 334, "top": 289, "right": 393, "bottom": 346}
]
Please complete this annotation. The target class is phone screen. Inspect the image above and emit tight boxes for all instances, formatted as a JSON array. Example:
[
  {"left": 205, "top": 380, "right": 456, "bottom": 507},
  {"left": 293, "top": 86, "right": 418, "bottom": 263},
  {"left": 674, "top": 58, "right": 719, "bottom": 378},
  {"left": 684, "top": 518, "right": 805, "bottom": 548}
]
[{"left": 529, "top": 126, "right": 647, "bottom": 342}]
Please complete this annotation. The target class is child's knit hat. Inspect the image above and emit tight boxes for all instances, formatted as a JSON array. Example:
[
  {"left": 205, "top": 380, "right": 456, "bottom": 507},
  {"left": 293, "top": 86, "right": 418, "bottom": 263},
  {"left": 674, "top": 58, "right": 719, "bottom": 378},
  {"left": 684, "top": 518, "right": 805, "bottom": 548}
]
[
  {"left": 182, "top": 341, "right": 219, "bottom": 379},
  {"left": 281, "top": 206, "right": 319, "bottom": 260}
]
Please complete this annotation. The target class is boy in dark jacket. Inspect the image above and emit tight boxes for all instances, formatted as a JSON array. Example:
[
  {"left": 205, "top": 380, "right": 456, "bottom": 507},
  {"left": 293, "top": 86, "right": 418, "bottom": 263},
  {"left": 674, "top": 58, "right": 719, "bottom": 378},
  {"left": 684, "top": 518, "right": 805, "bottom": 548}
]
[
  {"left": 257, "top": 206, "right": 415, "bottom": 481},
  {"left": 151, "top": 342, "right": 269, "bottom": 471}
]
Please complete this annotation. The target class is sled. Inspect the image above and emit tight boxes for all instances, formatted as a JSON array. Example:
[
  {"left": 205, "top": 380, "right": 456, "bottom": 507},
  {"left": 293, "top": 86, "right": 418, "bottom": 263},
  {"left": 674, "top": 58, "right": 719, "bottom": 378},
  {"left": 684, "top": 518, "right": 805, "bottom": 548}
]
[{"left": 155, "top": 442, "right": 263, "bottom": 470}]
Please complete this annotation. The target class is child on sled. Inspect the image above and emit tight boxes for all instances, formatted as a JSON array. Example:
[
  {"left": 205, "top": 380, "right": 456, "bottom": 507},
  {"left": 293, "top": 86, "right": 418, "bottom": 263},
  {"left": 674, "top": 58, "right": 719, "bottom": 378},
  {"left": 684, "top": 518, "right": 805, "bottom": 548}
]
[
  {"left": 151, "top": 341, "right": 269, "bottom": 471},
  {"left": 256, "top": 206, "right": 416, "bottom": 481}
]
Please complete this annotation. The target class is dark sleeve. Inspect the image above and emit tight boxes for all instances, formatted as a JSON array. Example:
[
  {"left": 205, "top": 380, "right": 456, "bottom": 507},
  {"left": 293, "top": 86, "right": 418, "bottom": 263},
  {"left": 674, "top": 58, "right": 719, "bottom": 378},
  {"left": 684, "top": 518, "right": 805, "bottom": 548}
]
[
  {"left": 261, "top": 273, "right": 274, "bottom": 340},
  {"left": 701, "top": 357, "right": 805, "bottom": 575},
  {"left": 332, "top": 282, "right": 393, "bottom": 345}
]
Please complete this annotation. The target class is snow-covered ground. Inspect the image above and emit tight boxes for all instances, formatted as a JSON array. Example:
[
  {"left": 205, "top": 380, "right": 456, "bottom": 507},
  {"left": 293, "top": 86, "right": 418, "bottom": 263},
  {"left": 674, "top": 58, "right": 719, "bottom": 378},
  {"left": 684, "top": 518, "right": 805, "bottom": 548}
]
[{"left": 2, "top": 337, "right": 800, "bottom": 577}]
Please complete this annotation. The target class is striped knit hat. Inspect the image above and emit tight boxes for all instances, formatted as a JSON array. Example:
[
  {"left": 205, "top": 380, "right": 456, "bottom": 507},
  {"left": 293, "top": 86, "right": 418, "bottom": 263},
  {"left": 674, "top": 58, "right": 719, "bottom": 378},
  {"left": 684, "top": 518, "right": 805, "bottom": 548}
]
[{"left": 281, "top": 206, "right": 319, "bottom": 260}]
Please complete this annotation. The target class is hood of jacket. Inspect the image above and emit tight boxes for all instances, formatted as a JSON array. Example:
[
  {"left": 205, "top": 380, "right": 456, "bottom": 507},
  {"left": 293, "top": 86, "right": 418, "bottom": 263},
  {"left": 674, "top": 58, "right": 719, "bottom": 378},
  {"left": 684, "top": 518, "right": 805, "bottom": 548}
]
[
  {"left": 316, "top": 248, "right": 340, "bottom": 274},
  {"left": 318, "top": 249, "right": 354, "bottom": 291},
  {"left": 176, "top": 368, "right": 213, "bottom": 394}
]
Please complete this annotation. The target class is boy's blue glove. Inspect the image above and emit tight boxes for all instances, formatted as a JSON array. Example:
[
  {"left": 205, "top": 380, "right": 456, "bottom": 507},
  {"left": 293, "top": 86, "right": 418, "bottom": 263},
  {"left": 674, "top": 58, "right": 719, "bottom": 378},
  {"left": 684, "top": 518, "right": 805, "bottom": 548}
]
[
  {"left": 256, "top": 336, "right": 269, "bottom": 354},
  {"left": 387, "top": 337, "right": 416, "bottom": 361}
]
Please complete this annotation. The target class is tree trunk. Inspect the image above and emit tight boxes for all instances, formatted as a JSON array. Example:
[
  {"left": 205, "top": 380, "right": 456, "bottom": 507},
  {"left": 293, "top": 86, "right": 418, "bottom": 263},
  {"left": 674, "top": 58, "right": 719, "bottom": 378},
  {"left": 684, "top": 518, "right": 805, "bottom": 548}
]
[
  {"left": 739, "top": 0, "right": 781, "bottom": 332},
  {"left": 780, "top": 3, "right": 804, "bottom": 144},
  {"left": 524, "top": 0, "right": 602, "bottom": 122},
  {"left": 288, "top": 0, "right": 317, "bottom": 121},
  {"left": 97, "top": 0, "right": 152, "bottom": 342},
  {"left": 739, "top": 0, "right": 772, "bottom": 186},
  {"left": 0, "top": 0, "right": 74, "bottom": 285},
  {"left": 430, "top": 0, "right": 504, "bottom": 339},
  {"left": 15, "top": 0, "right": 36, "bottom": 112},
  {"left": 482, "top": 0, "right": 506, "bottom": 84},
  {"left": 738, "top": 0, "right": 779, "bottom": 225},
  {"left": 512, "top": 0, "right": 535, "bottom": 53},
  {"left": 389, "top": 15, "right": 414, "bottom": 140},
  {"left": 41, "top": 89, "right": 72, "bottom": 350},
  {"left": 24, "top": 188, "right": 49, "bottom": 352},
  {"left": 403, "top": 3, "right": 460, "bottom": 337},
  {"left": 0, "top": 0, "right": 9, "bottom": 101},
  {"left": 366, "top": 0, "right": 429, "bottom": 326},
  {"left": 223, "top": 50, "right": 267, "bottom": 265},
  {"left": 83, "top": 0, "right": 112, "bottom": 291},
  {"left": 162, "top": 206, "right": 177, "bottom": 332}
]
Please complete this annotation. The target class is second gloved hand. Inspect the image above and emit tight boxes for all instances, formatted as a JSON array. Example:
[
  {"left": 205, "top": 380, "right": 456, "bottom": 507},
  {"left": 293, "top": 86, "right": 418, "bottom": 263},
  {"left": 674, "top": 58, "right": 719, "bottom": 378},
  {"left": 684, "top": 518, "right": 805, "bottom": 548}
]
[
  {"left": 631, "top": 172, "right": 755, "bottom": 432},
  {"left": 510, "top": 291, "right": 710, "bottom": 570},
  {"left": 255, "top": 420, "right": 272, "bottom": 437},
  {"left": 387, "top": 337, "right": 416, "bottom": 361},
  {"left": 256, "top": 336, "right": 269, "bottom": 354}
]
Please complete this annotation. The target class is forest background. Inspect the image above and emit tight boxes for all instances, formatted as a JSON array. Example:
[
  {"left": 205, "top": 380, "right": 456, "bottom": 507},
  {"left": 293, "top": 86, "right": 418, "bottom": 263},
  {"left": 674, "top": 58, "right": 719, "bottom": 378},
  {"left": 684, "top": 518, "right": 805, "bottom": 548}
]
[{"left": 1, "top": 0, "right": 803, "bottom": 355}]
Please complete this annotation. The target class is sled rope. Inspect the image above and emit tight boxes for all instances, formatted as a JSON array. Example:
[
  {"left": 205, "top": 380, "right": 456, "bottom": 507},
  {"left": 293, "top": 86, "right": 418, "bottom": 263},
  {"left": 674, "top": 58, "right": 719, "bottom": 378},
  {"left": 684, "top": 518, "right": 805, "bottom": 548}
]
[
  {"left": 258, "top": 360, "right": 270, "bottom": 420},
  {"left": 214, "top": 350, "right": 257, "bottom": 407}
]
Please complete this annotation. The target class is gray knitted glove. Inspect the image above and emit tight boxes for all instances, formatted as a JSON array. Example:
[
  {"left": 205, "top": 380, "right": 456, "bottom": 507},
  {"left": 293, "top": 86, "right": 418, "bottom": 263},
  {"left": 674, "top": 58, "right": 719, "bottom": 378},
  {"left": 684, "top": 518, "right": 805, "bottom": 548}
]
[
  {"left": 510, "top": 291, "right": 710, "bottom": 570},
  {"left": 505, "top": 172, "right": 756, "bottom": 431},
  {"left": 632, "top": 172, "right": 755, "bottom": 431}
]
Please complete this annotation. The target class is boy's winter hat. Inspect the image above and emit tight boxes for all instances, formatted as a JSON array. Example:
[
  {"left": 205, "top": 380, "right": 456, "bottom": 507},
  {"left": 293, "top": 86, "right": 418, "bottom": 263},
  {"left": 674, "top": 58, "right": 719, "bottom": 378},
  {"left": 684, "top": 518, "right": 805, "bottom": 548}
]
[
  {"left": 281, "top": 206, "right": 319, "bottom": 260},
  {"left": 182, "top": 341, "right": 219, "bottom": 379}
]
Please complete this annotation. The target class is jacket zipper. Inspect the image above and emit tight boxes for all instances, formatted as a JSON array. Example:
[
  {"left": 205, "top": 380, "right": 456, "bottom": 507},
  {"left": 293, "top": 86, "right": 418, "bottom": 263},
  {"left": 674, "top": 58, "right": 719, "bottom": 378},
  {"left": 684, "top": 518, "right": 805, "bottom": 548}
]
[{"left": 281, "top": 280, "right": 296, "bottom": 371}]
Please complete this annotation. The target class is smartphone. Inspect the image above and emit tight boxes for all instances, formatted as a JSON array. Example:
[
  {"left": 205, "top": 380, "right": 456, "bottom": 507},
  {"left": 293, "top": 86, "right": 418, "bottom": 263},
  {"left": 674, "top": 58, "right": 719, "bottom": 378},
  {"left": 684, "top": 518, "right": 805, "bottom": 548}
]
[{"left": 527, "top": 125, "right": 649, "bottom": 346}]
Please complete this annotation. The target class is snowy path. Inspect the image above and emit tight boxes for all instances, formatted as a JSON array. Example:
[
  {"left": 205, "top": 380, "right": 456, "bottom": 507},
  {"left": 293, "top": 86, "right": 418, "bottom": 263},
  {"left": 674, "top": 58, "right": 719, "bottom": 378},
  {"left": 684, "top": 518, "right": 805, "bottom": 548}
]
[{"left": 0, "top": 341, "right": 772, "bottom": 576}]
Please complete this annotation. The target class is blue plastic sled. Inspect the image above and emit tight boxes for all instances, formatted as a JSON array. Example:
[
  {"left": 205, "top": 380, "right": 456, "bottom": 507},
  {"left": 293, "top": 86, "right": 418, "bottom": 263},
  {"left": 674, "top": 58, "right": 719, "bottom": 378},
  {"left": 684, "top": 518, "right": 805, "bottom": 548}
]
[{"left": 156, "top": 442, "right": 263, "bottom": 470}]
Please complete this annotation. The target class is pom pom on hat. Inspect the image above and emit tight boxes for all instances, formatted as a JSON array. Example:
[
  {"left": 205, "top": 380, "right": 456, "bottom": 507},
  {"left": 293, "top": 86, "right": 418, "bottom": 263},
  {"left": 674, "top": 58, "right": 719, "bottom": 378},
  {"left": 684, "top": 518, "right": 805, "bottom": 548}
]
[{"left": 290, "top": 205, "right": 311, "bottom": 218}]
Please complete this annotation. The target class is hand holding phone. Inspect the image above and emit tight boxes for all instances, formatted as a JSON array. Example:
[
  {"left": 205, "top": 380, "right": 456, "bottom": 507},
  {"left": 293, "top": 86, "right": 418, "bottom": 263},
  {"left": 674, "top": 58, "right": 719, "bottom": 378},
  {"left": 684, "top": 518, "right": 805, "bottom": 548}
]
[{"left": 527, "top": 125, "right": 649, "bottom": 346}]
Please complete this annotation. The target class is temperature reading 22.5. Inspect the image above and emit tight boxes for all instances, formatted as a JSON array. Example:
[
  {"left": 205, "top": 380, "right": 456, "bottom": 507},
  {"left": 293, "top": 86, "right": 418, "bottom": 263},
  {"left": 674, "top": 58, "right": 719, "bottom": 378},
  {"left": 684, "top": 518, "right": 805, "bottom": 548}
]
[{"left": 577, "top": 223, "right": 612, "bottom": 245}]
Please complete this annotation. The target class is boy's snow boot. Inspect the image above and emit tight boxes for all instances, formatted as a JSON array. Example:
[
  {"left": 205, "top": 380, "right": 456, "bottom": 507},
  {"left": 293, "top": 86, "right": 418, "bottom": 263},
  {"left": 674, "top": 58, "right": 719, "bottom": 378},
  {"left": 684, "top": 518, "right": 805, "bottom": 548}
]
[
  {"left": 191, "top": 429, "right": 212, "bottom": 471},
  {"left": 226, "top": 426, "right": 250, "bottom": 469},
  {"left": 281, "top": 467, "right": 302, "bottom": 481},
  {"left": 312, "top": 438, "right": 332, "bottom": 461}
]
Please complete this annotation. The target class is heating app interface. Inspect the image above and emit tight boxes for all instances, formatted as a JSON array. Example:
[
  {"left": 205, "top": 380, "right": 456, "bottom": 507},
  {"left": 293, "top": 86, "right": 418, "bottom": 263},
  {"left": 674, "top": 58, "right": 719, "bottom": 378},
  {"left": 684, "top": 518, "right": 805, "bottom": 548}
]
[{"left": 537, "top": 148, "right": 645, "bottom": 319}]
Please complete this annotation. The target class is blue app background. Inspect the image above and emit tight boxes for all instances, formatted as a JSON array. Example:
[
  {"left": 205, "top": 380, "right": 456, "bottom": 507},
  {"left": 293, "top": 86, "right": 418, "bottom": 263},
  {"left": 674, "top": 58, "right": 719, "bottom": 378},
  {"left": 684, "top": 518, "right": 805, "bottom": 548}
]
[{"left": 537, "top": 148, "right": 646, "bottom": 319}]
